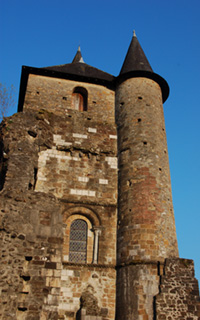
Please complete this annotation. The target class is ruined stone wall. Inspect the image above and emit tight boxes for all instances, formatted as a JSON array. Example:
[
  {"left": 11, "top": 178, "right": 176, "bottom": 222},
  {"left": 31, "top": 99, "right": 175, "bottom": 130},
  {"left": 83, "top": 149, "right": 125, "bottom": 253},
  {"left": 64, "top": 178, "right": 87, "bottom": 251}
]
[
  {"left": 116, "top": 258, "right": 200, "bottom": 320},
  {"left": 0, "top": 181, "right": 63, "bottom": 320},
  {"left": 155, "top": 258, "right": 200, "bottom": 319},
  {"left": 0, "top": 74, "right": 117, "bottom": 320}
]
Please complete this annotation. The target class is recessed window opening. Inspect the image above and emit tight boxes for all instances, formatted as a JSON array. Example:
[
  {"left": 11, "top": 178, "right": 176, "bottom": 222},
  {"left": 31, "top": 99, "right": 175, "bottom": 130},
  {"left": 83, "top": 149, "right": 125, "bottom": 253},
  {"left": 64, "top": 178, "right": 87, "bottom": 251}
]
[
  {"left": 138, "top": 118, "right": 142, "bottom": 122},
  {"left": 69, "top": 219, "right": 87, "bottom": 263},
  {"left": 143, "top": 141, "right": 147, "bottom": 145},
  {"left": 18, "top": 307, "right": 27, "bottom": 312},
  {"left": 138, "top": 96, "right": 143, "bottom": 100},
  {"left": 21, "top": 275, "right": 31, "bottom": 281},
  {"left": 72, "top": 87, "right": 88, "bottom": 111},
  {"left": 20, "top": 292, "right": 29, "bottom": 295},
  {"left": 36, "top": 91, "right": 40, "bottom": 95},
  {"left": 62, "top": 97, "right": 67, "bottom": 100},
  {"left": 25, "top": 256, "right": 32, "bottom": 261}
]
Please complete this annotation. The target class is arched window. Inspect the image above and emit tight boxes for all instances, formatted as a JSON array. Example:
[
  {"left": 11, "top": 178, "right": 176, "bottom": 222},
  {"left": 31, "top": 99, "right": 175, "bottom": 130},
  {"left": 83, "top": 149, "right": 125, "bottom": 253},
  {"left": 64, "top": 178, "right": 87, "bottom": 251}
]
[
  {"left": 69, "top": 219, "right": 87, "bottom": 263},
  {"left": 63, "top": 211, "right": 101, "bottom": 264},
  {"left": 71, "top": 87, "right": 88, "bottom": 111}
]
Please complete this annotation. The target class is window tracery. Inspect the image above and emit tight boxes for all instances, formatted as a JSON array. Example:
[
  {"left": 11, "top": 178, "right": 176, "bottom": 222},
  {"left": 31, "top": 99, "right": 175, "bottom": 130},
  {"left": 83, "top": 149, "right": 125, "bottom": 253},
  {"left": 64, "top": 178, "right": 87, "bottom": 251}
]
[{"left": 69, "top": 219, "right": 87, "bottom": 263}]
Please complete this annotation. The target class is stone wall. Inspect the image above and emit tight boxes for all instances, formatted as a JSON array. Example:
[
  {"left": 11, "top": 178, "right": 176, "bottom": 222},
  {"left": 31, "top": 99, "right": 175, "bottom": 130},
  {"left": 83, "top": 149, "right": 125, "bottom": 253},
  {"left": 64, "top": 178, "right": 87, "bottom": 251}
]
[
  {"left": 34, "top": 112, "right": 117, "bottom": 204},
  {"left": 24, "top": 75, "right": 115, "bottom": 123},
  {"left": 0, "top": 87, "right": 117, "bottom": 320},
  {"left": 116, "top": 263, "right": 160, "bottom": 320},
  {"left": 58, "top": 264, "right": 115, "bottom": 319},
  {"left": 155, "top": 258, "right": 200, "bottom": 320},
  {"left": 0, "top": 190, "right": 63, "bottom": 320}
]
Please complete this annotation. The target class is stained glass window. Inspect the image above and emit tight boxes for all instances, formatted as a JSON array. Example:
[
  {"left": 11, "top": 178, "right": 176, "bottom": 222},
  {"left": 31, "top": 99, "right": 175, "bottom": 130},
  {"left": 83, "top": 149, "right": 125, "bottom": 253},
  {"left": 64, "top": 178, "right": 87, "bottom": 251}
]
[{"left": 69, "top": 219, "right": 87, "bottom": 263}]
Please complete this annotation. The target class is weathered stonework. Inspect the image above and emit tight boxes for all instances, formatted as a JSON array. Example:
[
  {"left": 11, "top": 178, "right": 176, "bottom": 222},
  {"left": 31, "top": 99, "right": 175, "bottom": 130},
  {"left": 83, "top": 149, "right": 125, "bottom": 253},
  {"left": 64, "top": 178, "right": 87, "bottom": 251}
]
[
  {"left": 0, "top": 35, "right": 199, "bottom": 320},
  {"left": 0, "top": 104, "right": 117, "bottom": 320},
  {"left": 155, "top": 259, "right": 200, "bottom": 320}
]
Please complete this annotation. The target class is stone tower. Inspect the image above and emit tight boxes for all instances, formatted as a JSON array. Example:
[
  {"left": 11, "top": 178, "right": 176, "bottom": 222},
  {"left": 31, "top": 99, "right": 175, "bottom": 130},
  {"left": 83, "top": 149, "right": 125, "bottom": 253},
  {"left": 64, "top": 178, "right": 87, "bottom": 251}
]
[
  {"left": 115, "top": 33, "right": 179, "bottom": 319},
  {"left": 0, "top": 34, "right": 200, "bottom": 320}
]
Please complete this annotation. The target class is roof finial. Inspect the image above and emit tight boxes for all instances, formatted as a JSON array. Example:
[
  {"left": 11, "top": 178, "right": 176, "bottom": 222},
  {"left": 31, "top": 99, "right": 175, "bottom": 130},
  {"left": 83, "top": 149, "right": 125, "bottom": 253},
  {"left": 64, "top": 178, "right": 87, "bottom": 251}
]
[
  {"left": 78, "top": 45, "right": 81, "bottom": 52},
  {"left": 133, "top": 30, "right": 136, "bottom": 37}
]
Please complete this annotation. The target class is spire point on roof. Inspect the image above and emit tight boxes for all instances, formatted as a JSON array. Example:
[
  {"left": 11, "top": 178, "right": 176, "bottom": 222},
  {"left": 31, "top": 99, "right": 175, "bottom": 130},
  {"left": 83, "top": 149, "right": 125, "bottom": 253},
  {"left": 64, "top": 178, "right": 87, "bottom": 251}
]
[
  {"left": 118, "top": 34, "right": 169, "bottom": 102},
  {"left": 72, "top": 46, "right": 85, "bottom": 63}
]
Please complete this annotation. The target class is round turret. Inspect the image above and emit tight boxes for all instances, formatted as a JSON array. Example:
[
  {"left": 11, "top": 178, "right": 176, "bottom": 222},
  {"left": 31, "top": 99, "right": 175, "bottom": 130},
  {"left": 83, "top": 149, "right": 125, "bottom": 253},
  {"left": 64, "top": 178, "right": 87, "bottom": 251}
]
[
  {"left": 115, "top": 33, "right": 179, "bottom": 320},
  {"left": 116, "top": 33, "right": 178, "bottom": 265}
]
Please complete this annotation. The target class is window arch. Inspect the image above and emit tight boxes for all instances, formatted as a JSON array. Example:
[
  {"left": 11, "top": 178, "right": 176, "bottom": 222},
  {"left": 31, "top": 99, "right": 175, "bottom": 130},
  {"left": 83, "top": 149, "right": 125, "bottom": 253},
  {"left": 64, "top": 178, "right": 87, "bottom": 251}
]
[
  {"left": 69, "top": 219, "right": 87, "bottom": 263},
  {"left": 71, "top": 87, "right": 88, "bottom": 111},
  {"left": 63, "top": 213, "right": 101, "bottom": 264}
]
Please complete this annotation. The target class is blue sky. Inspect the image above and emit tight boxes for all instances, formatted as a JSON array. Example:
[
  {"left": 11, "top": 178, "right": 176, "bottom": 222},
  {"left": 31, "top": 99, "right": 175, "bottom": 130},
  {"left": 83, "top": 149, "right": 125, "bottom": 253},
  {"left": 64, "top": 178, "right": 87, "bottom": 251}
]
[{"left": 1, "top": 0, "right": 200, "bottom": 284}]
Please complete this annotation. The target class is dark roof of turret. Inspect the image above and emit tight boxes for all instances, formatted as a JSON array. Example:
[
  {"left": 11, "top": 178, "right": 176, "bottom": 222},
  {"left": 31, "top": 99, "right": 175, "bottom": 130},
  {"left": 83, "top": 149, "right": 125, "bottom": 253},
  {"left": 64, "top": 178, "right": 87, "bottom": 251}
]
[
  {"left": 120, "top": 31, "right": 153, "bottom": 74},
  {"left": 42, "top": 46, "right": 114, "bottom": 83},
  {"left": 117, "top": 32, "right": 169, "bottom": 102}
]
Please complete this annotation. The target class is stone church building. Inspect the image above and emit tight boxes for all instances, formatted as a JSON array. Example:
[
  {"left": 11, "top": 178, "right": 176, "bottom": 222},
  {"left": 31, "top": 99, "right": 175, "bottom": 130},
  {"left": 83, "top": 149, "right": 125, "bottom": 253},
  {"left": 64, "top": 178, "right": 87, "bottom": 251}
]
[{"left": 0, "top": 33, "right": 200, "bottom": 319}]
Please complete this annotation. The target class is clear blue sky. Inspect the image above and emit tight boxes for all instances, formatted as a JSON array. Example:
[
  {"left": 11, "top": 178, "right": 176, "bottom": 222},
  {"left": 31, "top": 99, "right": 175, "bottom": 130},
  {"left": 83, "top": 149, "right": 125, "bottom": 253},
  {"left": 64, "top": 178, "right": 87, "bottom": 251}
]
[{"left": 1, "top": 0, "right": 200, "bottom": 284}]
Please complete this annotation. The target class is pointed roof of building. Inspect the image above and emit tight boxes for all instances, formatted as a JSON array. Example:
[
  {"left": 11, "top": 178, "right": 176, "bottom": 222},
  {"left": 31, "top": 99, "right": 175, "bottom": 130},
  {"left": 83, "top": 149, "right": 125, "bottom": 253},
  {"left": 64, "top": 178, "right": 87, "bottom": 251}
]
[
  {"left": 72, "top": 46, "right": 85, "bottom": 63},
  {"left": 120, "top": 31, "right": 153, "bottom": 74},
  {"left": 117, "top": 32, "right": 169, "bottom": 102},
  {"left": 42, "top": 46, "right": 114, "bottom": 85}
]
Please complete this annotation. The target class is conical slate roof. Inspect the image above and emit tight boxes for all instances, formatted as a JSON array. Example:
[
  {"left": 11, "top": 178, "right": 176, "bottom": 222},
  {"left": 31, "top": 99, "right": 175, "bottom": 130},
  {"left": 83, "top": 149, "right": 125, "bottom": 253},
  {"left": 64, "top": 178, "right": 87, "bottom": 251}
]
[
  {"left": 120, "top": 31, "right": 153, "bottom": 74},
  {"left": 118, "top": 32, "right": 169, "bottom": 102}
]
